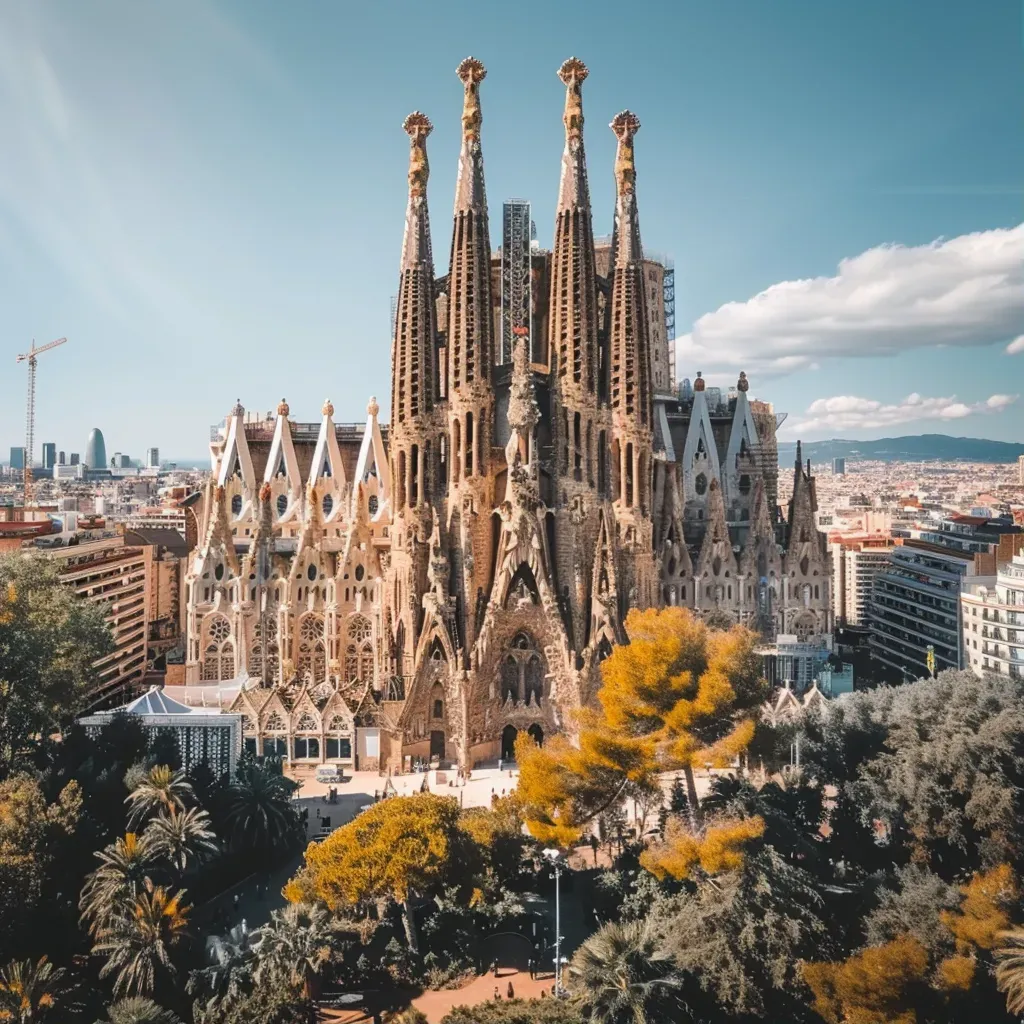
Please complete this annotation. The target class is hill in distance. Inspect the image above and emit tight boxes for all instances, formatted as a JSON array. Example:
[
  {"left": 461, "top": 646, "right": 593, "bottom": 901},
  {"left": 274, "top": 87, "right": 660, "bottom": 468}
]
[{"left": 778, "top": 434, "right": 1024, "bottom": 464}]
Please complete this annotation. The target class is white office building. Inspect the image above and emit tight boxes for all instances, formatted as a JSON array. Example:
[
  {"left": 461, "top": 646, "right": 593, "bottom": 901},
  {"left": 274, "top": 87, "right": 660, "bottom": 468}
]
[{"left": 962, "top": 550, "right": 1024, "bottom": 679}]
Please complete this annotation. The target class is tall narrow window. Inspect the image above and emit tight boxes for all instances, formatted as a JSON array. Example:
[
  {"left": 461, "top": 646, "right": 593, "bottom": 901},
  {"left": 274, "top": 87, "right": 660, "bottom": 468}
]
[
  {"left": 465, "top": 412, "right": 474, "bottom": 478},
  {"left": 410, "top": 443, "right": 419, "bottom": 507}
]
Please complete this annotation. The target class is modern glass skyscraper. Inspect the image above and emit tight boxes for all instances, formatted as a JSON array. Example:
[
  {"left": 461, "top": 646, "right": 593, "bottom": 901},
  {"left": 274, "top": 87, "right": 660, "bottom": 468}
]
[{"left": 84, "top": 428, "right": 107, "bottom": 469}]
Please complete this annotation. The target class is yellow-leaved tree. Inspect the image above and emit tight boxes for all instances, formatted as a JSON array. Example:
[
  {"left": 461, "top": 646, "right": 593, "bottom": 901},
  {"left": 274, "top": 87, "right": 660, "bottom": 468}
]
[
  {"left": 516, "top": 607, "right": 767, "bottom": 876},
  {"left": 803, "top": 864, "right": 1019, "bottom": 1021},
  {"left": 284, "top": 793, "right": 480, "bottom": 951}
]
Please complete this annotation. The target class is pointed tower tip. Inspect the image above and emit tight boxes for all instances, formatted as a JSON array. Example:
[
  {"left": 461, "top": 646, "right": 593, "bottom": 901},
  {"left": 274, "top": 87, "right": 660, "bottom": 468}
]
[
  {"left": 402, "top": 111, "right": 433, "bottom": 137},
  {"left": 559, "top": 58, "right": 588, "bottom": 145},
  {"left": 610, "top": 109, "right": 640, "bottom": 140},
  {"left": 456, "top": 57, "right": 487, "bottom": 84},
  {"left": 610, "top": 110, "right": 640, "bottom": 196},
  {"left": 403, "top": 112, "right": 432, "bottom": 199},
  {"left": 558, "top": 57, "right": 589, "bottom": 85},
  {"left": 456, "top": 58, "right": 486, "bottom": 143}
]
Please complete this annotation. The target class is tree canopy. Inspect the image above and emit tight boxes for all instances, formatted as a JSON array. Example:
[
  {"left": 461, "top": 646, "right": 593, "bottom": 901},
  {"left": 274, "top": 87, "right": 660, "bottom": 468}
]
[
  {"left": 517, "top": 608, "right": 766, "bottom": 848},
  {"left": 0, "top": 553, "right": 112, "bottom": 778}
]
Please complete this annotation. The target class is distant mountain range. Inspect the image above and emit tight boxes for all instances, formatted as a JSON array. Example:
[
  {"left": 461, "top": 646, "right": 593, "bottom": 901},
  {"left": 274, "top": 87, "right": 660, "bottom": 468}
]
[{"left": 778, "top": 434, "right": 1024, "bottom": 464}]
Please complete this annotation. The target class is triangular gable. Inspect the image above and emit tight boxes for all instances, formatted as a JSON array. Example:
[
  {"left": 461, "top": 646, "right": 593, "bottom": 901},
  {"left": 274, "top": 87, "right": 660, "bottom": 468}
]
[
  {"left": 724, "top": 389, "right": 759, "bottom": 501},
  {"left": 351, "top": 398, "right": 390, "bottom": 516},
  {"left": 216, "top": 408, "right": 257, "bottom": 495},
  {"left": 263, "top": 412, "right": 303, "bottom": 513},
  {"left": 681, "top": 387, "right": 721, "bottom": 500},
  {"left": 308, "top": 405, "right": 349, "bottom": 522}
]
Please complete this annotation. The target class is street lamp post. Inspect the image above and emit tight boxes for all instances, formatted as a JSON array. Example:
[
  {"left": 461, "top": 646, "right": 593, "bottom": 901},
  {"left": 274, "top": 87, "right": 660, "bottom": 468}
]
[{"left": 543, "top": 848, "right": 565, "bottom": 996}]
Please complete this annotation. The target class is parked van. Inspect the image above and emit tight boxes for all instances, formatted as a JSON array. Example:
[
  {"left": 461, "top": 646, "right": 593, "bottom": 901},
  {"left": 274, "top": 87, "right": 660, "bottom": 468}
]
[{"left": 315, "top": 765, "right": 342, "bottom": 784}]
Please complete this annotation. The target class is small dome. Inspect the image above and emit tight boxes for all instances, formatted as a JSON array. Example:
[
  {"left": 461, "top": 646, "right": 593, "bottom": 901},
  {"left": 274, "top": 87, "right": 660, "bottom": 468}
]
[
  {"left": 737, "top": 372, "right": 749, "bottom": 393},
  {"left": 277, "top": 398, "right": 290, "bottom": 417},
  {"left": 694, "top": 372, "right": 706, "bottom": 393},
  {"left": 367, "top": 396, "right": 380, "bottom": 418},
  {"left": 231, "top": 398, "right": 244, "bottom": 417},
  {"left": 322, "top": 399, "right": 334, "bottom": 418}
]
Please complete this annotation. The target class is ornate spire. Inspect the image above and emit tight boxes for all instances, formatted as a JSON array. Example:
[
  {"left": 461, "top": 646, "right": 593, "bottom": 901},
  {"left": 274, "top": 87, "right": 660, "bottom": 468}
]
[
  {"left": 392, "top": 113, "right": 437, "bottom": 427},
  {"left": 556, "top": 57, "right": 590, "bottom": 211},
  {"left": 447, "top": 57, "right": 493, "bottom": 396},
  {"left": 737, "top": 371, "right": 749, "bottom": 393},
  {"left": 453, "top": 58, "right": 488, "bottom": 213},
  {"left": 608, "top": 110, "right": 651, "bottom": 429},
  {"left": 549, "top": 57, "right": 599, "bottom": 395}
]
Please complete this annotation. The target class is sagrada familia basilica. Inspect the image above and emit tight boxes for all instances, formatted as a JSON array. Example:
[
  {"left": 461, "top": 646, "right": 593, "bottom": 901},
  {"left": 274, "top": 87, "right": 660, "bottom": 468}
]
[{"left": 184, "top": 58, "right": 832, "bottom": 771}]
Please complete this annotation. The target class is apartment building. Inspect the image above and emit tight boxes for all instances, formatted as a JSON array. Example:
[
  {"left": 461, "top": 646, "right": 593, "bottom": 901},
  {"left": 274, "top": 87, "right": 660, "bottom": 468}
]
[
  {"left": 962, "top": 547, "right": 1024, "bottom": 679},
  {"left": 869, "top": 517, "right": 1023, "bottom": 682},
  {"left": 49, "top": 537, "right": 154, "bottom": 702},
  {"left": 831, "top": 535, "right": 894, "bottom": 626}
]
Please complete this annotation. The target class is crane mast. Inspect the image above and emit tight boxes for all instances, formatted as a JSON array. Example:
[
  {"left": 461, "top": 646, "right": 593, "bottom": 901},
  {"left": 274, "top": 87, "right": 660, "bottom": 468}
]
[{"left": 15, "top": 337, "right": 67, "bottom": 506}]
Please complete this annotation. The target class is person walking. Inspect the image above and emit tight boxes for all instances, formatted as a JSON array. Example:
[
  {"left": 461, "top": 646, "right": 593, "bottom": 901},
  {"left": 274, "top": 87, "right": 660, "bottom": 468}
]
[{"left": 493, "top": 987, "right": 501, "bottom": 1001}]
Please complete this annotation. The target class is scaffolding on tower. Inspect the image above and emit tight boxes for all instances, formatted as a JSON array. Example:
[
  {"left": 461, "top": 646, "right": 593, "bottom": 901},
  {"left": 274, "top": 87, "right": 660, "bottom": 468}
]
[
  {"left": 500, "top": 199, "right": 532, "bottom": 365},
  {"left": 663, "top": 262, "right": 676, "bottom": 392}
]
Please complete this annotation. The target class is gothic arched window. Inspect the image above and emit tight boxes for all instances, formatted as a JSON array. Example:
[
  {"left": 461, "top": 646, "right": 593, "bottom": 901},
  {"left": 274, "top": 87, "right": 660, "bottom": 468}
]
[
  {"left": 201, "top": 615, "right": 234, "bottom": 681},
  {"left": 344, "top": 615, "right": 374, "bottom": 683},
  {"left": 297, "top": 614, "right": 326, "bottom": 684},
  {"left": 500, "top": 634, "right": 545, "bottom": 705}
]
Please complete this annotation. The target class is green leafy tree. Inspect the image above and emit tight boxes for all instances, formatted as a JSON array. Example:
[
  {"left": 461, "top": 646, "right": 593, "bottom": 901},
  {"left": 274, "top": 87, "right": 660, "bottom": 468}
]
[
  {"left": 126, "top": 767, "right": 193, "bottom": 827},
  {"left": 568, "top": 919, "right": 684, "bottom": 1024},
  {"left": 652, "top": 846, "right": 830, "bottom": 1018},
  {"left": 252, "top": 902, "right": 348, "bottom": 997},
  {"left": 93, "top": 880, "right": 190, "bottom": 998},
  {"left": 80, "top": 833, "right": 157, "bottom": 937},
  {"left": 187, "top": 920, "right": 259, "bottom": 1019},
  {"left": 0, "top": 956, "right": 66, "bottom": 1022},
  {"left": 440, "top": 1001, "right": 583, "bottom": 1024},
  {"left": 0, "top": 554, "right": 112, "bottom": 779},
  {"left": 995, "top": 927, "right": 1024, "bottom": 1015},
  {"left": 0, "top": 774, "right": 81, "bottom": 962},
  {"left": 95, "top": 997, "right": 184, "bottom": 1024},
  {"left": 222, "top": 760, "right": 299, "bottom": 861},
  {"left": 144, "top": 806, "right": 218, "bottom": 877}
]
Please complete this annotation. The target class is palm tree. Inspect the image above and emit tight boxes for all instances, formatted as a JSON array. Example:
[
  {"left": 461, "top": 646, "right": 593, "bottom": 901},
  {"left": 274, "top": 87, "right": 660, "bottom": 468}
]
[
  {"left": 252, "top": 902, "right": 344, "bottom": 997},
  {"left": 93, "top": 880, "right": 191, "bottom": 999},
  {"left": 144, "top": 805, "right": 219, "bottom": 876},
  {"left": 0, "top": 956, "right": 66, "bottom": 1022},
  {"left": 80, "top": 832, "right": 157, "bottom": 936},
  {"left": 95, "top": 997, "right": 184, "bottom": 1024},
  {"left": 126, "top": 766, "right": 194, "bottom": 826},
  {"left": 569, "top": 919, "right": 684, "bottom": 1024},
  {"left": 222, "top": 761, "right": 298, "bottom": 858},
  {"left": 995, "top": 927, "right": 1024, "bottom": 1014},
  {"left": 186, "top": 921, "right": 260, "bottom": 1017}
]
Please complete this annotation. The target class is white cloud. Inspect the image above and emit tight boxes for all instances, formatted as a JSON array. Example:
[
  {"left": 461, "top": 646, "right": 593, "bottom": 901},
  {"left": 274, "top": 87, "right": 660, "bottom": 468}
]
[
  {"left": 1008, "top": 335, "right": 1024, "bottom": 355},
  {"left": 676, "top": 225, "right": 1024, "bottom": 377},
  {"left": 786, "top": 392, "right": 1018, "bottom": 436}
]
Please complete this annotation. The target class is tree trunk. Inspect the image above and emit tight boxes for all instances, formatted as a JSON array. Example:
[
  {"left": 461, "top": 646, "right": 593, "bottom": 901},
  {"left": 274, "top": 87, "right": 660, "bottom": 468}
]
[
  {"left": 401, "top": 899, "right": 419, "bottom": 953},
  {"left": 683, "top": 764, "right": 704, "bottom": 830}
]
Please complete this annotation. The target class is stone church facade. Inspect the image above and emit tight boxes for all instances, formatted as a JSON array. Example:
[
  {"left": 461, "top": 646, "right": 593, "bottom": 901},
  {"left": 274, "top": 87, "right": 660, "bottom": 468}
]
[{"left": 184, "top": 58, "right": 831, "bottom": 771}]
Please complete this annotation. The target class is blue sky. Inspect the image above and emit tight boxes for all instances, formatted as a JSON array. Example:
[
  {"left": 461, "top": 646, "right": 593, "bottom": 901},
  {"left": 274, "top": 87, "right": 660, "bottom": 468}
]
[{"left": 1, "top": 0, "right": 1022, "bottom": 461}]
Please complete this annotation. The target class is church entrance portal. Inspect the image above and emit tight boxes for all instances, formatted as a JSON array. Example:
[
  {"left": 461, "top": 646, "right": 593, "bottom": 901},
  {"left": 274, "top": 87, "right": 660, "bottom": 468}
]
[
  {"left": 501, "top": 725, "right": 518, "bottom": 762},
  {"left": 430, "top": 731, "right": 445, "bottom": 761}
]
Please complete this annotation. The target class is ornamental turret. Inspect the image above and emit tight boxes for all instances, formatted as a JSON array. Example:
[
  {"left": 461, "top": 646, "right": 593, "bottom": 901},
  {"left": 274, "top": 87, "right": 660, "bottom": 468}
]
[
  {"left": 549, "top": 58, "right": 601, "bottom": 403},
  {"left": 549, "top": 58, "right": 604, "bottom": 497},
  {"left": 446, "top": 58, "right": 494, "bottom": 485},
  {"left": 391, "top": 112, "right": 438, "bottom": 511}
]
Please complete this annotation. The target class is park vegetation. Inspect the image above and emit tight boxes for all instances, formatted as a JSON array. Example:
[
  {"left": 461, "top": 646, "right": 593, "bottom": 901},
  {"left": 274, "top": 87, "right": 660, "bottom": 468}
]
[{"left": 6, "top": 554, "right": 1024, "bottom": 1023}]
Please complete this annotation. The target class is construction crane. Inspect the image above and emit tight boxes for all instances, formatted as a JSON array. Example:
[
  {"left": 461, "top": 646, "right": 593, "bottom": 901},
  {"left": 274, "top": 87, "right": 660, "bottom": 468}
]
[{"left": 16, "top": 337, "right": 67, "bottom": 506}]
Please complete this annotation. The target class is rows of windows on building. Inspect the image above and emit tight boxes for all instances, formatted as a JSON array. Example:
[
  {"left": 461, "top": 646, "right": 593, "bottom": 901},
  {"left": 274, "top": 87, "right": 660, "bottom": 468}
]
[{"left": 830, "top": 513, "right": 1023, "bottom": 683}]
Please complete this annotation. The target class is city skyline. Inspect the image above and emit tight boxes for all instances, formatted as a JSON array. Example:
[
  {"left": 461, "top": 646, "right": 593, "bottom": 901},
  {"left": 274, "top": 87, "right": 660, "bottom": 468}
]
[{"left": 1, "top": 0, "right": 1021, "bottom": 456}]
